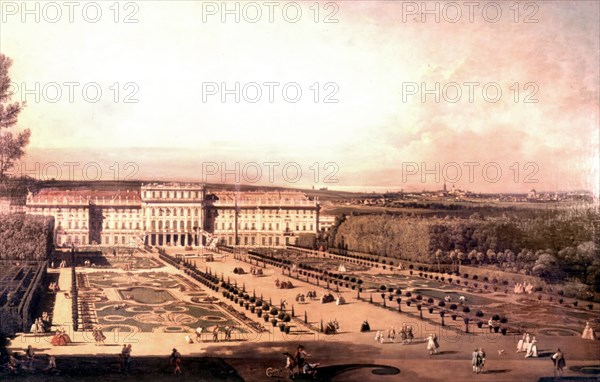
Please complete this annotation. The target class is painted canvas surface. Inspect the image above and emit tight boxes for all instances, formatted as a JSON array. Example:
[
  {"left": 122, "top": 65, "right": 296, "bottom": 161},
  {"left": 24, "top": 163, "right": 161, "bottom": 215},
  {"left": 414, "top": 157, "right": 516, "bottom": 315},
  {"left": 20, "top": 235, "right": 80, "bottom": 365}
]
[{"left": 0, "top": 1, "right": 598, "bottom": 381}]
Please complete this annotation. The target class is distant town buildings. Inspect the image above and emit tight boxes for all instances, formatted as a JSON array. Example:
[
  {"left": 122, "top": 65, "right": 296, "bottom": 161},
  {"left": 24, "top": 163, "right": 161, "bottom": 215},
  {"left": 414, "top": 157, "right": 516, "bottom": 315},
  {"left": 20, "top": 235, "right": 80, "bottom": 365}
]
[
  {"left": 26, "top": 184, "right": 319, "bottom": 248},
  {"left": 336, "top": 186, "right": 593, "bottom": 207}
]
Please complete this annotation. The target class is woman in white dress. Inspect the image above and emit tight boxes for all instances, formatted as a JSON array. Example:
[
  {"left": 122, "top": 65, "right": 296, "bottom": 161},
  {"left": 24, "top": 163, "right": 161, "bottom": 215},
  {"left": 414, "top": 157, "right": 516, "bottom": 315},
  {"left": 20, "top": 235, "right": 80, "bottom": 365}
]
[
  {"left": 516, "top": 333, "right": 526, "bottom": 353},
  {"left": 427, "top": 334, "right": 439, "bottom": 355},
  {"left": 30, "top": 321, "right": 40, "bottom": 335},
  {"left": 525, "top": 336, "right": 538, "bottom": 357},
  {"left": 582, "top": 322, "right": 596, "bottom": 340}
]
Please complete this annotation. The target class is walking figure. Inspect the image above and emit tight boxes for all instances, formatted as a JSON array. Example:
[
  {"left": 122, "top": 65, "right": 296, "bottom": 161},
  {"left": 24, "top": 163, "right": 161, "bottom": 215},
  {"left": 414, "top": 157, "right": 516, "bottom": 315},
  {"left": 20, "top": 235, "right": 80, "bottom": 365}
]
[
  {"left": 170, "top": 348, "right": 182, "bottom": 375},
  {"left": 477, "top": 347, "right": 486, "bottom": 373},
  {"left": 551, "top": 348, "right": 566, "bottom": 378},
  {"left": 212, "top": 325, "right": 220, "bottom": 342},
  {"left": 123, "top": 344, "right": 132, "bottom": 371},
  {"left": 427, "top": 334, "right": 439, "bottom": 355},
  {"left": 195, "top": 326, "right": 204, "bottom": 342},
  {"left": 45, "top": 355, "right": 57, "bottom": 373},
  {"left": 387, "top": 326, "right": 396, "bottom": 343},
  {"left": 225, "top": 326, "right": 233, "bottom": 341}
]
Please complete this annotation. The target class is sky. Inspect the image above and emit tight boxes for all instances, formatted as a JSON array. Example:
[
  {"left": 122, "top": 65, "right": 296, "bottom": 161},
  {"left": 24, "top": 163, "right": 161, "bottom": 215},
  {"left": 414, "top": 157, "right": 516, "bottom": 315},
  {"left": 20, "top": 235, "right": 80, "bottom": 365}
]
[{"left": 1, "top": 1, "right": 598, "bottom": 194}]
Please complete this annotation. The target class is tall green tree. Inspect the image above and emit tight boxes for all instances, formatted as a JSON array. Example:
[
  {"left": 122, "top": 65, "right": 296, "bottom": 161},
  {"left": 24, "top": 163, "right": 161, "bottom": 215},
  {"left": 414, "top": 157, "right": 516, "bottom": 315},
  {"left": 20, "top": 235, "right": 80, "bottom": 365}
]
[{"left": 0, "top": 54, "right": 30, "bottom": 178}]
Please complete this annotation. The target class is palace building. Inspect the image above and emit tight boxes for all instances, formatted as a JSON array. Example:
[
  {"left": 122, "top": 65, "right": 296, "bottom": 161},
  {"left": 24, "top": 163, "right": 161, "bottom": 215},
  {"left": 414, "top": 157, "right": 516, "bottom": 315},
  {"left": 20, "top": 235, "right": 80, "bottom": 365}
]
[
  {"left": 206, "top": 190, "right": 319, "bottom": 247},
  {"left": 25, "top": 183, "right": 319, "bottom": 248},
  {"left": 26, "top": 189, "right": 142, "bottom": 247}
]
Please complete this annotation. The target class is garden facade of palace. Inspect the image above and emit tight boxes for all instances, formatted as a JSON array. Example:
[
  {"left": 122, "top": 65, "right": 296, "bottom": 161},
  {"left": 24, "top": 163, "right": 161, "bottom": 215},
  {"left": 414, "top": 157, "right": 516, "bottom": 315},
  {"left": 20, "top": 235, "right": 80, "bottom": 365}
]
[{"left": 25, "top": 183, "right": 320, "bottom": 249}]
